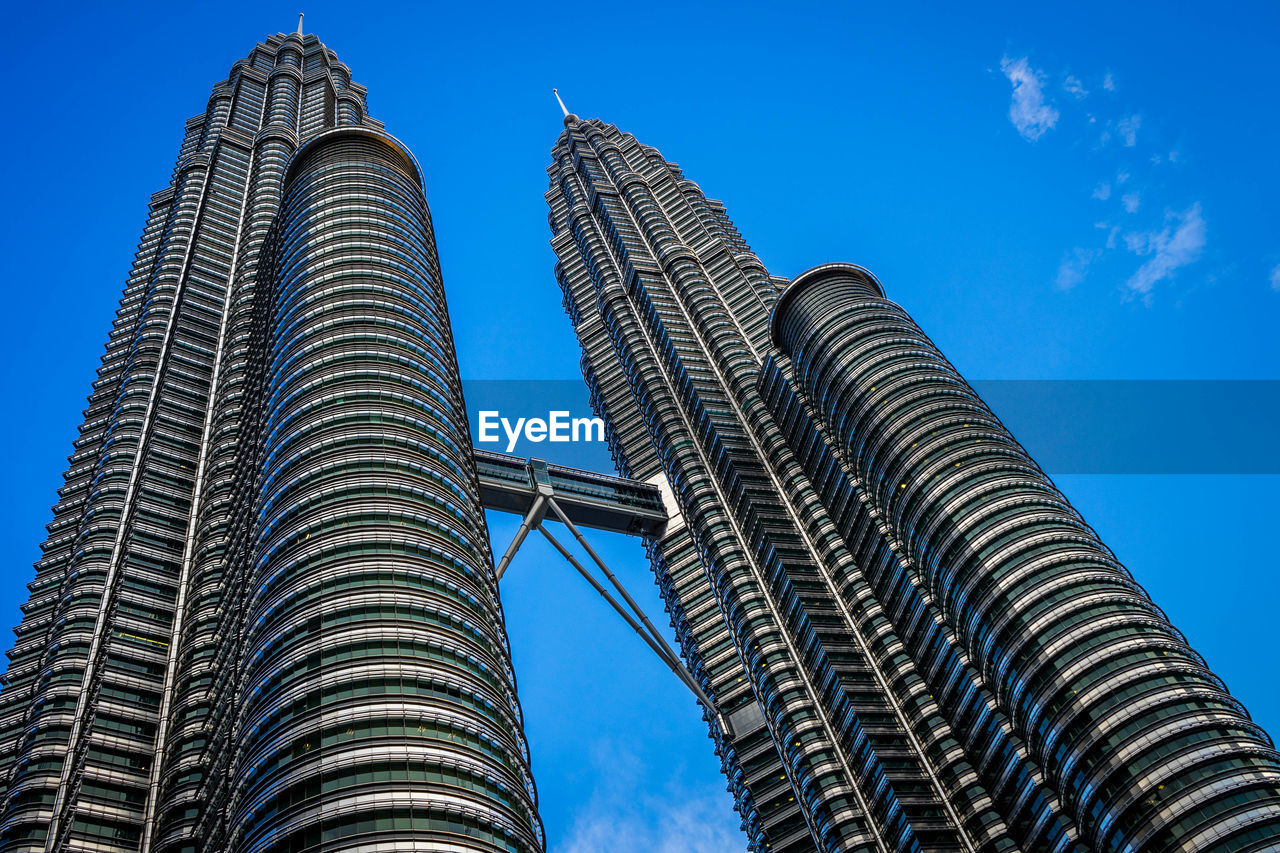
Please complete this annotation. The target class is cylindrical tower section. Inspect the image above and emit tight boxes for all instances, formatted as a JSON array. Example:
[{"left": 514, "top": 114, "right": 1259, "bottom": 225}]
[
  {"left": 770, "top": 262, "right": 1280, "bottom": 851},
  {"left": 336, "top": 95, "right": 363, "bottom": 127},
  {"left": 227, "top": 128, "right": 542, "bottom": 853},
  {"left": 265, "top": 67, "right": 301, "bottom": 129}
]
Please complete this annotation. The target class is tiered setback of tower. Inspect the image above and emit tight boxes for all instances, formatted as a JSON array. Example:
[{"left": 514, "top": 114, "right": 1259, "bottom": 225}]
[
  {"left": 0, "top": 32, "right": 542, "bottom": 853},
  {"left": 545, "top": 117, "right": 1280, "bottom": 852}
]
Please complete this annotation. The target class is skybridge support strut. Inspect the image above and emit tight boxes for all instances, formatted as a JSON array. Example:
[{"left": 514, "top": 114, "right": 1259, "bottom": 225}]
[
  {"left": 494, "top": 494, "right": 546, "bottom": 581},
  {"left": 478, "top": 451, "right": 731, "bottom": 736},
  {"left": 534, "top": 523, "right": 720, "bottom": 717}
]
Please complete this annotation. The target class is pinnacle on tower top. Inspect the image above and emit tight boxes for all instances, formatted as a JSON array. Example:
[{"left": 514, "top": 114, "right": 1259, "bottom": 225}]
[
  {"left": 553, "top": 88, "right": 579, "bottom": 127},
  {"left": 297, "top": 12, "right": 305, "bottom": 35}
]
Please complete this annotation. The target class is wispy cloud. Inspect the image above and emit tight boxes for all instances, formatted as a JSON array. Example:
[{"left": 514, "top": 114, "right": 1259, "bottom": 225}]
[
  {"left": 1001, "top": 56, "right": 1060, "bottom": 140},
  {"left": 1124, "top": 203, "right": 1206, "bottom": 299},
  {"left": 1056, "top": 248, "right": 1102, "bottom": 291},
  {"left": 1000, "top": 53, "right": 1207, "bottom": 301},
  {"left": 1101, "top": 223, "right": 1122, "bottom": 249},
  {"left": 553, "top": 742, "right": 745, "bottom": 853},
  {"left": 1115, "top": 114, "right": 1142, "bottom": 147},
  {"left": 1063, "top": 75, "right": 1089, "bottom": 99},
  {"left": 1270, "top": 264, "right": 1280, "bottom": 292},
  {"left": 557, "top": 798, "right": 745, "bottom": 853}
]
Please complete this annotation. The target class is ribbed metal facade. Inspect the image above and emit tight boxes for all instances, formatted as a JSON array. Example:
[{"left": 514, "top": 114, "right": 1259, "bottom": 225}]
[
  {"left": 545, "top": 115, "right": 1280, "bottom": 852},
  {"left": 0, "top": 32, "right": 541, "bottom": 853}
]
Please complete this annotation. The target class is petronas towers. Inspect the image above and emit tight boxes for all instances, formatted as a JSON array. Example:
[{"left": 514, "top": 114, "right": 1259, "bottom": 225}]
[{"left": 1, "top": 25, "right": 1279, "bottom": 853}]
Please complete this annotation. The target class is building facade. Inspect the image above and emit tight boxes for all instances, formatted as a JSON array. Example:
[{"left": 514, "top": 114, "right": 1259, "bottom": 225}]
[
  {"left": 0, "top": 32, "right": 542, "bottom": 853},
  {"left": 546, "top": 113, "right": 1280, "bottom": 852}
]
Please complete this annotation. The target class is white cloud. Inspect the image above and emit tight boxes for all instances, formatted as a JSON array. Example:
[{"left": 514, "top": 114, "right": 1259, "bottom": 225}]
[
  {"left": 1270, "top": 264, "right": 1280, "bottom": 292},
  {"left": 1063, "top": 75, "right": 1089, "bottom": 98},
  {"left": 1056, "top": 248, "right": 1101, "bottom": 291},
  {"left": 1124, "top": 203, "right": 1206, "bottom": 299},
  {"left": 553, "top": 742, "right": 745, "bottom": 853},
  {"left": 1122, "top": 192, "right": 1141, "bottom": 213},
  {"left": 1001, "top": 56, "right": 1060, "bottom": 140},
  {"left": 1116, "top": 114, "right": 1142, "bottom": 146},
  {"left": 1103, "top": 72, "right": 1116, "bottom": 91},
  {"left": 556, "top": 794, "right": 745, "bottom": 853},
  {"left": 1117, "top": 170, "right": 1131, "bottom": 184},
  {"left": 1092, "top": 182, "right": 1112, "bottom": 200}
]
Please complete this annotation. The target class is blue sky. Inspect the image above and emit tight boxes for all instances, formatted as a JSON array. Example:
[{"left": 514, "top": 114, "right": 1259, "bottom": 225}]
[{"left": 1, "top": 1, "right": 1277, "bottom": 849}]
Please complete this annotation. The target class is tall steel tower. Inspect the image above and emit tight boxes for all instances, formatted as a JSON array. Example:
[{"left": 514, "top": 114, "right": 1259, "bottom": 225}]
[
  {"left": 0, "top": 30, "right": 542, "bottom": 853},
  {"left": 545, "top": 109, "right": 1280, "bottom": 852}
]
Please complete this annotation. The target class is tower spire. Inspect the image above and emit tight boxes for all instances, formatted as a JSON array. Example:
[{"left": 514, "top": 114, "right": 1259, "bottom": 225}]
[
  {"left": 553, "top": 88, "right": 578, "bottom": 127},
  {"left": 297, "top": 12, "right": 304, "bottom": 35}
]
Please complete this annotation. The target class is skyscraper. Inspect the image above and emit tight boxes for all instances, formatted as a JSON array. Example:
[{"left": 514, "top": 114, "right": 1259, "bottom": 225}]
[
  {"left": 0, "top": 29, "right": 542, "bottom": 853},
  {"left": 546, "top": 111, "right": 1280, "bottom": 852}
]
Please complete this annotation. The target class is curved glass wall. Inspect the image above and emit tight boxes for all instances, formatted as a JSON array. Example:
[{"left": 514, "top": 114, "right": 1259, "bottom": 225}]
[
  {"left": 226, "top": 129, "right": 542, "bottom": 853},
  {"left": 771, "top": 263, "right": 1280, "bottom": 851}
]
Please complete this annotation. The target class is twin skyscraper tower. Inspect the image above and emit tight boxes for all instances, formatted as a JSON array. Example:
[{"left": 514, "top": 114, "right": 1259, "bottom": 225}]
[{"left": 0, "top": 27, "right": 1277, "bottom": 853}]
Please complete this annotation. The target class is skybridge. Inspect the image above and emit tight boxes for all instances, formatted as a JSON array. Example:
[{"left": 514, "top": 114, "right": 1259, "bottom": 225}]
[
  {"left": 473, "top": 449, "right": 731, "bottom": 736},
  {"left": 472, "top": 448, "right": 668, "bottom": 538}
]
